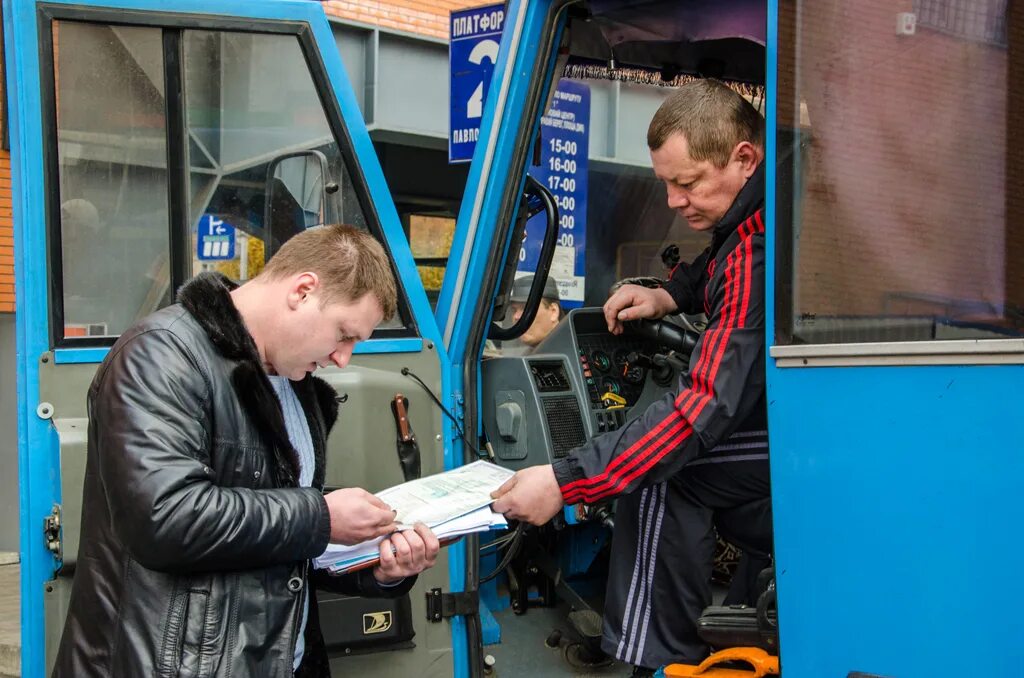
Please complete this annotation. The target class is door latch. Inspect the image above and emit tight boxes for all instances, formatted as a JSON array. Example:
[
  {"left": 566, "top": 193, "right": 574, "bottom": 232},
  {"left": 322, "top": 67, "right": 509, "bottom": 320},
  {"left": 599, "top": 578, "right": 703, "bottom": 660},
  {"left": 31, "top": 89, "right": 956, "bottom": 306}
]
[{"left": 43, "top": 504, "right": 62, "bottom": 560}]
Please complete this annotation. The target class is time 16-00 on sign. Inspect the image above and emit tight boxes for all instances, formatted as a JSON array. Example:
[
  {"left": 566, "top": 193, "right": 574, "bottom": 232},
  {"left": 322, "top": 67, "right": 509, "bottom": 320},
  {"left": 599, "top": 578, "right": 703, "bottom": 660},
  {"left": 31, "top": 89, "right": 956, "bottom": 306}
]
[{"left": 548, "top": 157, "right": 577, "bottom": 173}]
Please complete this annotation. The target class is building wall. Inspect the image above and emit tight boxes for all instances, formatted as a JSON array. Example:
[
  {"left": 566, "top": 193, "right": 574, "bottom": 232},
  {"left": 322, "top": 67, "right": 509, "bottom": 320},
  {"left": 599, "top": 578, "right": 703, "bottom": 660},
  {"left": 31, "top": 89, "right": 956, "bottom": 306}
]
[
  {"left": 1, "top": 151, "right": 12, "bottom": 314},
  {"left": 323, "top": 0, "right": 487, "bottom": 40},
  {"left": 787, "top": 0, "right": 1014, "bottom": 324},
  {"left": 0, "top": 314, "right": 18, "bottom": 551}
]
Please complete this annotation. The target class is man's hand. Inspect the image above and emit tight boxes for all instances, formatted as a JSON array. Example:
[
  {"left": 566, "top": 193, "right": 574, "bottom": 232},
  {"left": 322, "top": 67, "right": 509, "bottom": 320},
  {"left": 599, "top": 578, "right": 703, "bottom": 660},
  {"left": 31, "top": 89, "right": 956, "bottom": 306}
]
[
  {"left": 603, "top": 284, "right": 677, "bottom": 335},
  {"left": 324, "top": 488, "right": 398, "bottom": 545},
  {"left": 490, "top": 464, "right": 564, "bottom": 525},
  {"left": 373, "top": 522, "right": 440, "bottom": 584}
]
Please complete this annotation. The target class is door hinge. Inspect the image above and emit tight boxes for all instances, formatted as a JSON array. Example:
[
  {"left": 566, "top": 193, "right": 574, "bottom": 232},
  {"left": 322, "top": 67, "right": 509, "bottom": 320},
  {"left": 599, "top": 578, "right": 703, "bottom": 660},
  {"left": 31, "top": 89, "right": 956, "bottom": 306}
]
[
  {"left": 452, "top": 392, "right": 465, "bottom": 424},
  {"left": 43, "top": 504, "right": 62, "bottom": 560},
  {"left": 425, "top": 587, "right": 478, "bottom": 622}
]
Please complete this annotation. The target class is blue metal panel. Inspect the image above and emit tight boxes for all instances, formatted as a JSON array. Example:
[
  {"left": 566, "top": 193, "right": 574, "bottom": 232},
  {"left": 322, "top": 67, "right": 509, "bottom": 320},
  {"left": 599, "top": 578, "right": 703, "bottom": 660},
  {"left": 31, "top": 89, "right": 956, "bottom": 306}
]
[
  {"left": 764, "top": 0, "right": 778, "bottom": 360},
  {"left": 768, "top": 366, "right": 1024, "bottom": 677},
  {"left": 7, "top": 2, "right": 56, "bottom": 674},
  {"left": 9, "top": 0, "right": 453, "bottom": 674},
  {"left": 53, "top": 338, "right": 427, "bottom": 365},
  {"left": 53, "top": 348, "right": 112, "bottom": 365},
  {"left": 352, "top": 338, "right": 425, "bottom": 354}
]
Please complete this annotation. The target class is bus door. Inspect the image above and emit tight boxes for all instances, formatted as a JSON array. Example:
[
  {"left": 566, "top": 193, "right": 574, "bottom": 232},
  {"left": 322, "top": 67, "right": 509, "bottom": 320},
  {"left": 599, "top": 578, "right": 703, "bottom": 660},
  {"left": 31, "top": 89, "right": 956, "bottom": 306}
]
[
  {"left": 440, "top": 0, "right": 770, "bottom": 674},
  {"left": 767, "top": 2, "right": 1024, "bottom": 676},
  {"left": 5, "top": 1, "right": 462, "bottom": 675}
]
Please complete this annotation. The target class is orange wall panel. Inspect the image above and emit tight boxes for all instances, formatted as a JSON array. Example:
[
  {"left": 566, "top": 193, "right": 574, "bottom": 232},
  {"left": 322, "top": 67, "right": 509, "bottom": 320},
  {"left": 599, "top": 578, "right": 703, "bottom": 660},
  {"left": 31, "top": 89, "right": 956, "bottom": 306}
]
[{"left": 0, "top": 150, "right": 12, "bottom": 313}]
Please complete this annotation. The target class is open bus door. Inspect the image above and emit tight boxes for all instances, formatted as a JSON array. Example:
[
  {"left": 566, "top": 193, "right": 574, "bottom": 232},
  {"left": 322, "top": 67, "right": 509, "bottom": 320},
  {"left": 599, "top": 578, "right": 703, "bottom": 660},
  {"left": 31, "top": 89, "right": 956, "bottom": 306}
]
[
  {"left": 6, "top": 1, "right": 468, "bottom": 675},
  {"left": 440, "top": 0, "right": 771, "bottom": 675}
]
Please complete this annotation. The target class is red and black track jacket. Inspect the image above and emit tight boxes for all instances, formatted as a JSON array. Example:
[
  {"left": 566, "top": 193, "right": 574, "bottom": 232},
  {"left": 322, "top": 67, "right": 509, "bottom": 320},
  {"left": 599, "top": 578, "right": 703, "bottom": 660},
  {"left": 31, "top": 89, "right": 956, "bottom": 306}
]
[{"left": 552, "top": 165, "right": 768, "bottom": 504}]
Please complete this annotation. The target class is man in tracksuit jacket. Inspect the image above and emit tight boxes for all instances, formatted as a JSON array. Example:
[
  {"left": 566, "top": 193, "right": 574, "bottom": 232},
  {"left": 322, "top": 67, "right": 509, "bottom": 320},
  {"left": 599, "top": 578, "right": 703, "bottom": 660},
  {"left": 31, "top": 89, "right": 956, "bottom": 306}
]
[{"left": 492, "top": 79, "right": 772, "bottom": 672}]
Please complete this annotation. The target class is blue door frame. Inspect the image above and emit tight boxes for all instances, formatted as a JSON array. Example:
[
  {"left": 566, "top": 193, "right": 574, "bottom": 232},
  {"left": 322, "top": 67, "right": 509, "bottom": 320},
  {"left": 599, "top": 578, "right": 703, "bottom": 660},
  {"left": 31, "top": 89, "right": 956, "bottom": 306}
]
[{"left": 6, "top": 1, "right": 454, "bottom": 674}]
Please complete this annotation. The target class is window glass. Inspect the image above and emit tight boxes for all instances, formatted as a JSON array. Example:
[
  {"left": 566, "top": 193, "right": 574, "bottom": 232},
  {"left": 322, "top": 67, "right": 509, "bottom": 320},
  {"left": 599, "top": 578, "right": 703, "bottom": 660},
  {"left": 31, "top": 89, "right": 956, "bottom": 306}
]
[
  {"left": 54, "top": 22, "right": 171, "bottom": 338},
  {"left": 582, "top": 87, "right": 765, "bottom": 311},
  {"left": 777, "top": 1, "right": 1023, "bottom": 343},
  {"left": 584, "top": 163, "right": 702, "bottom": 307},
  {"left": 181, "top": 30, "right": 401, "bottom": 329},
  {"left": 185, "top": 31, "right": 347, "bottom": 279}
]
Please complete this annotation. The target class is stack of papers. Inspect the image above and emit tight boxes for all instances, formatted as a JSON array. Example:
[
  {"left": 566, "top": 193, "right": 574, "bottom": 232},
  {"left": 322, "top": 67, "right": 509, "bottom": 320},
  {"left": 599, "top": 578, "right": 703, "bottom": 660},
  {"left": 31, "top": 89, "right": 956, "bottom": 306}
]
[{"left": 315, "top": 461, "right": 515, "bottom": 574}]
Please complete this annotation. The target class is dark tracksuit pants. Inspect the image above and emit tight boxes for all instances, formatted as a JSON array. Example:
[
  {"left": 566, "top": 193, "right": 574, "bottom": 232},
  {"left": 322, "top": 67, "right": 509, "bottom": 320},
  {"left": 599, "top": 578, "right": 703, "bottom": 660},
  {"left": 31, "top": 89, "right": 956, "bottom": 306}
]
[{"left": 601, "top": 457, "right": 772, "bottom": 669}]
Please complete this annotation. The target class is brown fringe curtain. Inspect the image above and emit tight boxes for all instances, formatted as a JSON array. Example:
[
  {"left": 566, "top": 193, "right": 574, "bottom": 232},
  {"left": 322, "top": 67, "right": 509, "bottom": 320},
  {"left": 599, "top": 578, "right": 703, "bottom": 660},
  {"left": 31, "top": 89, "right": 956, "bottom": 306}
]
[{"left": 562, "top": 62, "right": 765, "bottom": 100}]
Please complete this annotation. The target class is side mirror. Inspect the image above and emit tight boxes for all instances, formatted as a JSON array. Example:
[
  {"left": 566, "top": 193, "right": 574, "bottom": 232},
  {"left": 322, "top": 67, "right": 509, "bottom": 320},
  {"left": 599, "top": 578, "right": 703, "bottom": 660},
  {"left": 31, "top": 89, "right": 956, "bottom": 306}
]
[{"left": 264, "top": 150, "right": 339, "bottom": 257}]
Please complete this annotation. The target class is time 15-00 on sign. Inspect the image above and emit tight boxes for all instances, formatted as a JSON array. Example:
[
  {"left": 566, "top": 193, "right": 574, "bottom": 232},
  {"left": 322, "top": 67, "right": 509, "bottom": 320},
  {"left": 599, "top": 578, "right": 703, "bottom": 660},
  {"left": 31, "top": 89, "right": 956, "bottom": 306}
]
[{"left": 549, "top": 138, "right": 578, "bottom": 156}]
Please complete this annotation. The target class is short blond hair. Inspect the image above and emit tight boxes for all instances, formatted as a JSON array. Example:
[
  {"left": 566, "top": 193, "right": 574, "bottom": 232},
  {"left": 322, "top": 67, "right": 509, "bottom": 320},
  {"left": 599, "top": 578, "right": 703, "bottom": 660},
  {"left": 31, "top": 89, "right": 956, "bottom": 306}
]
[
  {"left": 647, "top": 79, "right": 764, "bottom": 167},
  {"left": 261, "top": 224, "right": 398, "bottom": 320}
]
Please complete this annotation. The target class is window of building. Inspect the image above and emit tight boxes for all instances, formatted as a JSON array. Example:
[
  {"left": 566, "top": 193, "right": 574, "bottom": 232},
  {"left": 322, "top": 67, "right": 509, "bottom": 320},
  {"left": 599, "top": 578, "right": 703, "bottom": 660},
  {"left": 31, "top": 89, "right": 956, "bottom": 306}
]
[
  {"left": 406, "top": 213, "right": 455, "bottom": 309},
  {"left": 914, "top": 0, "right": 1008, "bottom": 47}
]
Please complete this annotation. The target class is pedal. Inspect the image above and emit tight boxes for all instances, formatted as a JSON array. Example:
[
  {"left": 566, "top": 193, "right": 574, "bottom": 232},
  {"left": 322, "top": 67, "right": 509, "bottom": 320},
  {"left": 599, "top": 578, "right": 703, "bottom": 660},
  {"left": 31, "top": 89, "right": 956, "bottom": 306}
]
[{"left": 568, "top": 609, "right": 602, "bottom": 640}]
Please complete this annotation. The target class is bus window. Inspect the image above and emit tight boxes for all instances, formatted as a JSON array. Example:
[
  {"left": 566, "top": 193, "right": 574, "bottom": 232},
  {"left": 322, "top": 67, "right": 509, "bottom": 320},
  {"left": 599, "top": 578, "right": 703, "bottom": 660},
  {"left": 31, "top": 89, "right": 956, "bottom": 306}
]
[
  {"left": 776, "top": 0, "right": 1021, "bottom": 344},
  {"left": 183, "top": 30, "right": 353, "bottom": 283},
  {"left": 55, "top": 22, "right": 171, "bottom": 339}
]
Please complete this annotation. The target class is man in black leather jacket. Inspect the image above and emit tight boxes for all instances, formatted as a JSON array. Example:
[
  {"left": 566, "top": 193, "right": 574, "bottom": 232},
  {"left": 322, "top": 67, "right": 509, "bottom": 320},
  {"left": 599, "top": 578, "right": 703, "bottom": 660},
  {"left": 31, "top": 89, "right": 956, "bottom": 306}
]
[
  {"left": 493, "top": 80, "right": 772, "bottom": 672},
  {"left": 53, "top": 225, "right": 440, "bottom": 677}
]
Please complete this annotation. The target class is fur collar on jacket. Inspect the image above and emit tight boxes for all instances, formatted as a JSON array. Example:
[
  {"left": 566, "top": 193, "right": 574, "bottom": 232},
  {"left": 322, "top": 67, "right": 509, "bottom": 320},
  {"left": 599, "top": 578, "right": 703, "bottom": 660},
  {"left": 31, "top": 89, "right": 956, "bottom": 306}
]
[{"left": 177, "top": 272, "right": 340, "bottom": 489}]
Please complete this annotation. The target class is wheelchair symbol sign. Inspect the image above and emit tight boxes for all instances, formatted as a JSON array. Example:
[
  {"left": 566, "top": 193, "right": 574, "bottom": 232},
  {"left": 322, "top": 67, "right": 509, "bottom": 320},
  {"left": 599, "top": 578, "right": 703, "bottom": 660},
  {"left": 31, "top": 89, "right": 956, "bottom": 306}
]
[{"left": 197, "top": 215, "right": 236, "bottom": 260}]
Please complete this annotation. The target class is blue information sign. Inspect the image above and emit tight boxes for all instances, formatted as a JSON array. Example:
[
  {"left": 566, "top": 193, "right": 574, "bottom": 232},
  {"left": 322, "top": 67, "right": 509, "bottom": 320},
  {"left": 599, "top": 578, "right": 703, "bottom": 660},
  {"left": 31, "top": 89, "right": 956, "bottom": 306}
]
[
  {"left": 197, "top": 215, "right": 236, "bottom": 261},
  {"left": 518, "top": 79, "right": 590, "bottom": 307},
  {"left": 448, "top": 4, "right": 505, "bottom": 163}
]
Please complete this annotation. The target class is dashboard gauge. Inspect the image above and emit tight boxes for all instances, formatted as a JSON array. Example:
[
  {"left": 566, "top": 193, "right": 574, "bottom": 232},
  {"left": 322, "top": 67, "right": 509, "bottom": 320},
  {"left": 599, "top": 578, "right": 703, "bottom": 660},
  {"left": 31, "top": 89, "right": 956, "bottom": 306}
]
[
  {"left": 613, "top": 349, "right": 631, "bottom": 371},
  {"left": 591, "top": 350, "right": 612, "bottom": 373},
  {"left": 623, "top": 364, "right": 645, "bottom": 385},
  {"left": 601, "top": 378, "right": 622, "bottom": 395}
]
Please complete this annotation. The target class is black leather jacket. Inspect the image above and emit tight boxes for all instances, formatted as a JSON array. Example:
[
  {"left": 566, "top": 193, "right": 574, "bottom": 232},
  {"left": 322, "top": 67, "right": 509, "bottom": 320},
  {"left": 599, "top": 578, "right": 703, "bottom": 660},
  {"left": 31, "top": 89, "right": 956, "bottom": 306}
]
[{"left": 53, "top": 273, "right": 413, "bottom": 677}]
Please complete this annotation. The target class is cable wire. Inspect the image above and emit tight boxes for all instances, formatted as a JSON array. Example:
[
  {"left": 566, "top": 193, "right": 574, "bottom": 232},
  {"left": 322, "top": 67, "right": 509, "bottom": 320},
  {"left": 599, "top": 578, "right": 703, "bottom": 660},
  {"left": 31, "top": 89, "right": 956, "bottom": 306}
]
[
  {"left": 401, "top": 367, "right": 482, "bottom": 458},
  {"left": 479, "top": 523, "right": 525, "bottom": 584}
]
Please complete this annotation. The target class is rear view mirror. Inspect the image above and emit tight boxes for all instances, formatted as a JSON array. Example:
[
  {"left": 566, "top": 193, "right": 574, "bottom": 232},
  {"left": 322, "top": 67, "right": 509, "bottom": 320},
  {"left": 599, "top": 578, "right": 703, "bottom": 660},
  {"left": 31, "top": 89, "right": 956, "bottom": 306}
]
[{"left": 264, "top": 150, "right": 339, "bottom": 257}]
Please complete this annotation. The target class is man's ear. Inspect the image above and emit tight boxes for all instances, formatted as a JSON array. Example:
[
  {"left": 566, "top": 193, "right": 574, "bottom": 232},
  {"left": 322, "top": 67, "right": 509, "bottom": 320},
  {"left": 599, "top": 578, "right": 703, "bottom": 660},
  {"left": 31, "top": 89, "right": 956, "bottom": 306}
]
[
  {"left": 287, "top": 272, "right": 320, "bottom": 309},
  {"left": 732, "top": 141, "right": 761, "bottom": 178},
  {"left": 548, "top": 300, "right": 561, "bottom": 323}
]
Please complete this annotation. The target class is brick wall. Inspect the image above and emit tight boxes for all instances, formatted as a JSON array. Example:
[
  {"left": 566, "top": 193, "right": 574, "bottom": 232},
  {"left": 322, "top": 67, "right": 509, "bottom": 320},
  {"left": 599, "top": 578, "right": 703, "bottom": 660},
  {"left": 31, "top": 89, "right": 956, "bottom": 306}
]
[
  {"left": 787, "top": 0, "right": 1012, "bottom": 323},
  {"left": 321, "top": 0, "right": 489, "bottom": 39}
]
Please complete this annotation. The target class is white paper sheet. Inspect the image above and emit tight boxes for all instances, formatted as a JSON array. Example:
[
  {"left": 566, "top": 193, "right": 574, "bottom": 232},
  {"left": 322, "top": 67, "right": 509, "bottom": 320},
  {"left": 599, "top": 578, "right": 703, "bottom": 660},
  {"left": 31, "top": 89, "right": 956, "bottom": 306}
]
[
  {"left": 377, "top": 460, "right": 514, "bottom": 528},
  {"left": 313, "top": 461, "right": 515, "bottom": 574},
  {"left": 314, "top": 505, "right": 507, "bottom": 573}
]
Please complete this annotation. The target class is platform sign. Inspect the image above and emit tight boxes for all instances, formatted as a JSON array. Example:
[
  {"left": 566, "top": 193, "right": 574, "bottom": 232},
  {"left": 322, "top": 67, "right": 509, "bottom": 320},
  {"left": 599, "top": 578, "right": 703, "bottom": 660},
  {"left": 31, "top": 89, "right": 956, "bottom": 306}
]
[
  {"left": 449, "top": 4, "right": 505, "bottom": 163},
  {"left": 517, "top": 79, "right": 590, "bottom": 308},
  {"left": 197, "top": 215, "right": 236, "bottom": 260}
]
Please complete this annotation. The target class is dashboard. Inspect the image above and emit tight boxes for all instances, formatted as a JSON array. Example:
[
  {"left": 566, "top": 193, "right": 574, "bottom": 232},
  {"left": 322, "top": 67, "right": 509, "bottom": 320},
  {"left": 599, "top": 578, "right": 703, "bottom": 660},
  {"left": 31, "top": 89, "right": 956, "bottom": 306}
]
[{"left": 481, "top": 308, "right": 687, "bottom": 471}]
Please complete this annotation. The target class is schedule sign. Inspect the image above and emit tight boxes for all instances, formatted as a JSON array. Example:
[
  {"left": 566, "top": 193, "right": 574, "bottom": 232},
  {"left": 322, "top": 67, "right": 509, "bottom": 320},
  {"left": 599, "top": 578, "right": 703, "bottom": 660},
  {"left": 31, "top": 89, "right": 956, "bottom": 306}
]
[{"left": 517, "top": 79, "right": 590, "bottom": 307}]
